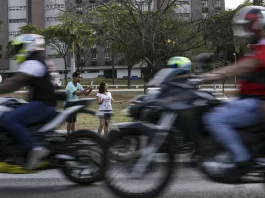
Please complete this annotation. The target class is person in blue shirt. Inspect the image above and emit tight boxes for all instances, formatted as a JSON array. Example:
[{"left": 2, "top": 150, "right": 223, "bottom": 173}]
[{"left": 66, "top": 72, "right": 93, "bottom": 135}]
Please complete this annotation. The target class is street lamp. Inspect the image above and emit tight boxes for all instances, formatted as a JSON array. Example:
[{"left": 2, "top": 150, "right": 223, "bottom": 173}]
[{"left": 233, "top": 53, "right": 237, "bottom": 87}]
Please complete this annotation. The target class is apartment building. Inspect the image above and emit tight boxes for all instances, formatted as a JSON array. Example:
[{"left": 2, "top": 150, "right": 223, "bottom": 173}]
[{"left": 0, "top": 0, "right": 225, "bottom": 79}]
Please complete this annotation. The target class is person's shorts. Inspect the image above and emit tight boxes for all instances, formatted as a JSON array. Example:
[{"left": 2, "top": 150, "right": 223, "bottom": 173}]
[
  {"left": 99, "top": 110, "right": 112, "bottom": 120},
  {"left": 66, "top": 113, "right": 77, "bottom": 123},
  {"left": 64, "top": 102, "right": 77, "bottom": 123}
]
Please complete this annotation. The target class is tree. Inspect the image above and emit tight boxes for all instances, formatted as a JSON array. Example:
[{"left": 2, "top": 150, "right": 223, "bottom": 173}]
[
  {"left": 42, "top": 25, "right": 70, "bottom": 84},
  {"left": 57, "top": 11, "right": 96, "bottom": 73},
  {"left": 92, "top": 1, "right": 207, "bottom": 89},
  {"left": 203, "top": 2, "right": 252, "bottom": 62},
  {"left": 18, "top": 24, "right": 40, "bottom": 34},
  {"left": 252, "top": 0, "right": 264, "bottom": 6}
]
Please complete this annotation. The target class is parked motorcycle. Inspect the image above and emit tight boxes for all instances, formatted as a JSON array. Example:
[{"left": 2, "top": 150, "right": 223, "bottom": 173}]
[{"left": 104, "top": 54, "right": 265, "bottom": 198}]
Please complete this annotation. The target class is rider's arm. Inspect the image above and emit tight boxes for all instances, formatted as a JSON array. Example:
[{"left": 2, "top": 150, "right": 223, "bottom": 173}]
[
  {"left": 0, "top": 72, "right": 31, "bottom": 94},
  {"left": 211, "top": 58, "right": 261, "bottom": 77},
  {"left": 0, "top": 60, "right": 46, "bottom": 94},
  {"left": 204, "top": 45, "right": 265, "bottom": 81}
]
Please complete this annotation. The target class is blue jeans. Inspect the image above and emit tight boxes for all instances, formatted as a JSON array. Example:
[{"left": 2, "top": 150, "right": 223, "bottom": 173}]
[
  {"left": 203, "top": 98, "right": 263, "bottom": 162},
  {"left": 2, "top": 101, "right": 55, "bottom": 150}
]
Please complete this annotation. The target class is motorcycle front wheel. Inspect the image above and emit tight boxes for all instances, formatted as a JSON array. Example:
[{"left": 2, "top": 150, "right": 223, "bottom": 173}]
[{"left": 104, "top": 128, "right": 175, "bottom": 198}]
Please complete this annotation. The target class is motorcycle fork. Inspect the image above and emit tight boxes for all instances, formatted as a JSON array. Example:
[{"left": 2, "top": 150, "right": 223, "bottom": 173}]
[{"left": 129, "top": 112, "right": 177, "bottom": 178}]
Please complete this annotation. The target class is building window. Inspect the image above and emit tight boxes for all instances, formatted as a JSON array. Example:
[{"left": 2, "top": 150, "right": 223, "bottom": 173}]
[
  {"left": 46, "top": 4, "right": 65, "bottom": 10},
  {"left": 177, "top": 0, "right": 190, "bottom": 5},
  {"left": 8, "top": 6, "right": 26, "bottom": 11},
  {"left": 202, "top": 7, "right": 208, "bottom": 13},
  {"left": 9, "top": 31, "right": 19, "bottom": 36},
  {"left": 202, "top": 0, "right": 208, "bottom": 7},
  {"left": 91, "top": 53, "right": 97, "bottom": 61},
  {"left": 46, "top": 17, "right": 59, "bottom": 22},
  {"left": 9, "top": 19, "right": 26, "bottom": 23},
  {"left": 215, "top": 0, "right": 221, "bottom": 7},
  {"left": 140, "top": 3, "right": 148, "bottom": 10},
  {"left": 87, "top": 70, "right": 100, "bottom": 73},
  {"left": 105, "top": 53, "right": 111, "bottom": 61},
  {"left": 76, "top": 6, "right": 82, "bottom": 11},
  {"left": 90, "top": 3, "right": 97, "bottom": 9},
  {"left": 175, "top": 13, "right": 190, "bottom": 18}
]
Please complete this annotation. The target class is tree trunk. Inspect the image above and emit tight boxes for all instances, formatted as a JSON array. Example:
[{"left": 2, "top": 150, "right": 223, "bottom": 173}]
[
  {"left": 64, "top": 58, "right": 68, "bottom": 86},
  {"left": 76, "top": 45, "right": 81, "bottom": 71},
  {"left": 70, "top": 43, "right": 76, "bottom": 74},
  {"left": 143, "top": 66, "right": 152, "bottom": 94},
  {"left": 127, "top": 65, "right": 132, "bottom": 89},
  {"left": 112, "top": 53, "right": 115, "bottom": 85}
]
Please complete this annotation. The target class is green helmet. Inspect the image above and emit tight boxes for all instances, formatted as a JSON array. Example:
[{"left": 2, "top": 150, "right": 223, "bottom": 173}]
[
  {"left": 167, "top": 56, "right": 191, "bottom": 70},
  {"left": 11, "top": 34, "right": 45, "bottom": 64}
]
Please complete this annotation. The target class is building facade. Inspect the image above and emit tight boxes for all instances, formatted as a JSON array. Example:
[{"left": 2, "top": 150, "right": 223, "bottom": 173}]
[{"left": 0, "top": 0, "right": 225, "bottom": 79}]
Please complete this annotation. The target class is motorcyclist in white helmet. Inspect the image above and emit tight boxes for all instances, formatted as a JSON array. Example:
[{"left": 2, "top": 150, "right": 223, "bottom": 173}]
[
  {"left": 0, "top": 34, "right": 56, "bottom": 170},
  {"left": 200, "top": 6, "right": 265, "bottom": 180}
]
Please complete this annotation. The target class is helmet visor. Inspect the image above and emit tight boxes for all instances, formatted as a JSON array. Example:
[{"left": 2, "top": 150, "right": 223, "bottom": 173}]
[{"left": 10, "top": 43, "right": 24, "bottom": 57}]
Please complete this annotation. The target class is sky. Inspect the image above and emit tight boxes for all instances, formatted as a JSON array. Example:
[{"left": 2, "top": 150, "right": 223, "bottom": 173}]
[{"left": 225, "top": 0, "right": 246, "bottom": 9}]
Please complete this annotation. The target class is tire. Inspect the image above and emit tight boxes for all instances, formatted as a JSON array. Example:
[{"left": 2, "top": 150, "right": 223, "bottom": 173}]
[
  {"left": 61, "top": 130, "right": 107, "bottom": 185},
  {"left": 104, "top": 129, "right": 175, "bottom": 198},
  {"left": 108, "top": 129, "right": 141, "bottom": 162}
]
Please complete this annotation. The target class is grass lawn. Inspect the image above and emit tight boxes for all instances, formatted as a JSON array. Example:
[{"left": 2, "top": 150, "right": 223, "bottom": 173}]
[
  {"left": 0, "top": 90, "right": 238, "bottom": 132},
  {"left": 62, "top": 77, "right": 144, "bottom": 86},
  {"left": 0, "top": 92, "right": 136, "bottom": 131}
]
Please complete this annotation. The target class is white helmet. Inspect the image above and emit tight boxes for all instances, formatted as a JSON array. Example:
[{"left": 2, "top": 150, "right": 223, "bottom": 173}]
[
  {"left": 232, "top": 6, "right": 265, "bottom": 39},
  {"left": 11, "top": 34, "right": 45, "bottom": 63}
]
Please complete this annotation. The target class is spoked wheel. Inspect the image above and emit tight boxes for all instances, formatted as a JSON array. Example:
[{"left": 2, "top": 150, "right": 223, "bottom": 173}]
[
  {"left": 61, "top": 130, "right": 107, "bottom": 185},
  {"left": 105, "top": 129, "right": 175, "bottom": 198},
  {"left": 109, "top": 134, "right": 141, "bottom": 162}
]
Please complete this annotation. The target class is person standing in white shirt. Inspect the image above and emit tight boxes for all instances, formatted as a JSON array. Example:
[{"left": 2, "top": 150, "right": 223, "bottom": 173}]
[{"left": 96, "top": 82, "right": 122, "bottom": 137}]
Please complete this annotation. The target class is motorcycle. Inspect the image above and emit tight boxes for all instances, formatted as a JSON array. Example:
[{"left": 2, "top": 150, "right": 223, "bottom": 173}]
[
  {"left": 104, "top": 54, "right": 265, "bottom": 198},
  {"left": 0, "top": 92, "right": 107, "bottom": 185}
]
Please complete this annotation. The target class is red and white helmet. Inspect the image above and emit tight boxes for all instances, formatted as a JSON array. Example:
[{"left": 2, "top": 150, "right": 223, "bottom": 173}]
[{"left": 232, "top": 6, "right": 265, "bottom": 39}]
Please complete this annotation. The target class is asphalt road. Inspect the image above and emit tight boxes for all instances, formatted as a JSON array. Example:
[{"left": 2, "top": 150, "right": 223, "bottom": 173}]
[{"left": 0, "top": 166, "right": 265, "bottom": 198}]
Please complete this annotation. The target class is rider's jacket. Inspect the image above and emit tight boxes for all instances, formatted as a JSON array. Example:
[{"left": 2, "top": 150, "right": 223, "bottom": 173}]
[
  {"left": 24, "top": 56, "right": 57, "bottom": 106},
  {"left": 239, "top": 38, "right": 265, "bottom": 99}
]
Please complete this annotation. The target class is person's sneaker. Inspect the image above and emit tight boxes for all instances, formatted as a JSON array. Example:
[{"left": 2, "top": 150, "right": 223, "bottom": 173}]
[
  {"left": 25, "top": 147, "right": 50, "bottom": 170},
  {"left": 200, "top": 158, "right": 252, "bottom": 183}
]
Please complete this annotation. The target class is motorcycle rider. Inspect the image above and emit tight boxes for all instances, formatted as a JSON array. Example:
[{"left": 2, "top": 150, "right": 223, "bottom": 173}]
[
  {"left": 0, "top": 34, "right": 56, "bottom": 170},
  {"left": 201, "top": 6, "right": 265, "bottom": 179}
]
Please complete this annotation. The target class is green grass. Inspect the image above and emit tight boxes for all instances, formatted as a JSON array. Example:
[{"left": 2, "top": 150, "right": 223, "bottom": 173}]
[
  {"left": 0, "top": 90, "right": 239, "bottom": 131},
  {"left": 0, "top": 92, "right": 136, "bottom": 131},
  {"left": 62, "top": 77, "right": 144, "bottom": 86}
]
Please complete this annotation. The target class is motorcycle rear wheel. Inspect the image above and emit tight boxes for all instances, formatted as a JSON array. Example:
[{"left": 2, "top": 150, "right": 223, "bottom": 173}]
[{"left": 61, "top": 130, "right": 107, "bottom": 185}]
